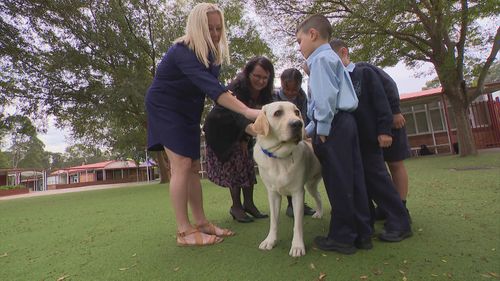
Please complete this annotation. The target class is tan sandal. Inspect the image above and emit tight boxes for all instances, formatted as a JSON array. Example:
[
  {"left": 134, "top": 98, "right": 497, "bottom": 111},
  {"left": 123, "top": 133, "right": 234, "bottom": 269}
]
[
  {"left": 176, "top": 229, "right": 223, "bottom": 246},
  {"left": 196, "top": 222, "right": 235, "bottom": 237}
]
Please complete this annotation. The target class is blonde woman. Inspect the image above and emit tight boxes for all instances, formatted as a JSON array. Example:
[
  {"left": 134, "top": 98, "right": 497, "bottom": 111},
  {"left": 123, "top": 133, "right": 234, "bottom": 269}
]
[{"left": 145, "top": 3, "right": 259, "bottom": 246}]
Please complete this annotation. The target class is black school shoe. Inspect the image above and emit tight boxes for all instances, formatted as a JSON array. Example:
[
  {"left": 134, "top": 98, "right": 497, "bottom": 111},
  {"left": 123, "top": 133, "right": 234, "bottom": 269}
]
[
  {"left": 378, "top": 229, "right": 413, "bottom": 242},
  {"left": 314, "top": 236, "right": 357, "bottom": 255},
  {"left": 354, "top": 237, "right": 373, "bottom": 250}
]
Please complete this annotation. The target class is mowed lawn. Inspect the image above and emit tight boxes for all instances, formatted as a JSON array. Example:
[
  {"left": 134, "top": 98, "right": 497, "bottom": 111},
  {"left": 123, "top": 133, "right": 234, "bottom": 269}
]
[{"left": 1, "top": 151, "right": 499, "bottom": 281}]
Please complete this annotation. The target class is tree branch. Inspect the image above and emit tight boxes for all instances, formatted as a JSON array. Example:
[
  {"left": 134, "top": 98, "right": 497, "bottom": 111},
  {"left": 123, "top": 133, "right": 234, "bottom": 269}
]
[
  {"left": 143, "top": 0, "right": 156, "bottom": 77},
  {"left": 471, "top": 26, "right": 500, "bottom": 100},
  {"left": 456, "top": 0, "right": 468, "bottom": 82}
]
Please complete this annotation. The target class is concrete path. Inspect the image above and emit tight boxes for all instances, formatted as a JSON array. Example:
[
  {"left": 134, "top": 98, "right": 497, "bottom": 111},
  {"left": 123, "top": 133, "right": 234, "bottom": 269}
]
[{"left": 0, "top": 180, "right": 161, "bottom": 201}]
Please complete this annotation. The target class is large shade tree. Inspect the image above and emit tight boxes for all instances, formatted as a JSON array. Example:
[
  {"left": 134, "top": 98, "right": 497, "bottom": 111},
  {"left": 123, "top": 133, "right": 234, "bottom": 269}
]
[
  {"left": 253, "top": 0, "right": 499, "bottom": 156},
  {"left": 1, "top": 0, "right": 273, "bottom": 180}
]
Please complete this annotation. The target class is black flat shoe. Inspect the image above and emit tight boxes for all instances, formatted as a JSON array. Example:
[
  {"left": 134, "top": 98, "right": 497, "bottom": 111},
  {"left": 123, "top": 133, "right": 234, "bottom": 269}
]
[
  {"left": 304, "top": 203, "right": 316, "bottom": 216},
  {"left": 314, "top": 236, "right": 357, "bottom": 255},
  {"left": 286, "top": 203, "right": 316, "bottom": 218},
  {"left": 230, "top": 208, "right": 254, "bottom": 223},
  {"left": 243, "top": 206, "right": 268, "bottom": 219},
  {"left": 378, "top": 229, "right": 413, "bottom": 242}
]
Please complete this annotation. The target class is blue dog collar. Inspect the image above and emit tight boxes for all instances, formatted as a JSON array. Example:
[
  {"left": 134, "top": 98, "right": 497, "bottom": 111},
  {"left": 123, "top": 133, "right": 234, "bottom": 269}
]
[{"left": 261, "top": 147, "right": 278, "bottom": 158}]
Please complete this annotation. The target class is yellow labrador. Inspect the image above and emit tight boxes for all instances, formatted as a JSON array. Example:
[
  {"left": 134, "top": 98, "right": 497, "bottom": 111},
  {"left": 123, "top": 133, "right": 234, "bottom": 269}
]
[{"left": 252, "top": 101, "right": 323, "bottom": 257}]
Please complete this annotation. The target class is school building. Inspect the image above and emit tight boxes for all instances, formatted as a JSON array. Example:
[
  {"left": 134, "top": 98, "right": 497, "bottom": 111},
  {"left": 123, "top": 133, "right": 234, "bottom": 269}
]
[
  {"left": 400, "top": 81, "right": 500, "bottom": 156},
  {"left": 0, "top": 160, "right": 158, "bottom": 192}
]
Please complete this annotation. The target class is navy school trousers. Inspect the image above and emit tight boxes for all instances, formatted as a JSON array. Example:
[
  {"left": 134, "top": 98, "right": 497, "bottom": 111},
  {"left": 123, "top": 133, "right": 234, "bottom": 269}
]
[
  {"left": 312, "top": 111, "right": 372, "bottom": 244},
  {"left": 360, "top": 144, "right": 411, "bottom": 231}
]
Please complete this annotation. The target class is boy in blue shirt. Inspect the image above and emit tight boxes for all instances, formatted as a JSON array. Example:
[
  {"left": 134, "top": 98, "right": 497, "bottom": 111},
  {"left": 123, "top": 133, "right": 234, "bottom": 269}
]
[{"left": 296, "top": 14, "right": 372, "bottom": 254}]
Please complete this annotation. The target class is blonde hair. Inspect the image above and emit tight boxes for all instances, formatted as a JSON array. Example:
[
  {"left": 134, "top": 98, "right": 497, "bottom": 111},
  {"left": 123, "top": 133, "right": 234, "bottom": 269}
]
[{"left": 174, "top": 3, "right": 230, "bottom": 68}]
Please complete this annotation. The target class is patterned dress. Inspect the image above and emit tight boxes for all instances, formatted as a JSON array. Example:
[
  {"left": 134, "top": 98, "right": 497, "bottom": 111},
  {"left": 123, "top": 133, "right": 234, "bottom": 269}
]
[{"left": 206, "top": 142, "right": 256, "bottom": 189}]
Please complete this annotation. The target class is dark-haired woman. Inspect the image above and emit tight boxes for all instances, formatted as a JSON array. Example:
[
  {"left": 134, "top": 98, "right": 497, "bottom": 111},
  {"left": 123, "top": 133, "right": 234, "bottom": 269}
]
[{"left": 204, "top": 56, "right": 274, "bottom": 222}]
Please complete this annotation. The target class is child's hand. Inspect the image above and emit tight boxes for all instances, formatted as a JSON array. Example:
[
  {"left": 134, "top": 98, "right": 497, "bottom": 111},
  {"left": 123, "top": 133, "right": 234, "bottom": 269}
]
[
  {"left": 378, "top": 134, "right": 393, "bottom": 148},
  {"left": 392, "top": 113, "right": 406, "bottom": 129}
]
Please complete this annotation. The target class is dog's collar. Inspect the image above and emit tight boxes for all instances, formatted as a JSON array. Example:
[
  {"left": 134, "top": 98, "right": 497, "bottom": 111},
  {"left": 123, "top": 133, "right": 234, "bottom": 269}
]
[
  {"left": 261, "top": 147, "right": 278, "bottom": 158},
  {"left": 260, "top": 143, "right": 293, "bottom": 159}
]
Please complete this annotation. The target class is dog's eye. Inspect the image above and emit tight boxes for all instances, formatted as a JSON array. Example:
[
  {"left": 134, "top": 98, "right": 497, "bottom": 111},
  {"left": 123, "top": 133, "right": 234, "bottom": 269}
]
[
  {"left": 295, "top": 109, "right": 300, "bottom": 116},
  {"left": 273, "top": 110, "right": 283, "bottom": 117}
]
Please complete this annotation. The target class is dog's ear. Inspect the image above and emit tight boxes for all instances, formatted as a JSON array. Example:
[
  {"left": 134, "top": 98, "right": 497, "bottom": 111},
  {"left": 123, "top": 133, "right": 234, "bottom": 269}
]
[{"left": 252, "top": 108, "right": 269, "bottom": 136}]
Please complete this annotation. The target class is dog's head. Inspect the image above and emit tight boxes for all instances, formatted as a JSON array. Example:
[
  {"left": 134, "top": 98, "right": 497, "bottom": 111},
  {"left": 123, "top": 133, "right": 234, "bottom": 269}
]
[{"left": 252, "top": 101, "right": 304, "bottom": 143}]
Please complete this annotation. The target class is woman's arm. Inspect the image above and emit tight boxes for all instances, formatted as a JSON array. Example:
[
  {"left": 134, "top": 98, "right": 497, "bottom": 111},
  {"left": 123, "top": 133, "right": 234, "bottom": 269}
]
[{"left": 217, "top": 91, "right": 260, "bottom": 121}]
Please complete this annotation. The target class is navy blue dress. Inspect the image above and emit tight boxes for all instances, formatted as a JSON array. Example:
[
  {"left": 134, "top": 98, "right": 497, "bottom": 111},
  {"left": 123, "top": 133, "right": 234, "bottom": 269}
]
[{"left": 145, "top": 43, "right": 226, "bottom": 159}]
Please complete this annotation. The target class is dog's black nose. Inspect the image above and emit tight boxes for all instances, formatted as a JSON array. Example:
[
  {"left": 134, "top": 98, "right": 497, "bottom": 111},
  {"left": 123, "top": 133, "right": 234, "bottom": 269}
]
[{"left": 290, "top": 120, "right": 303, "bottom": 129}]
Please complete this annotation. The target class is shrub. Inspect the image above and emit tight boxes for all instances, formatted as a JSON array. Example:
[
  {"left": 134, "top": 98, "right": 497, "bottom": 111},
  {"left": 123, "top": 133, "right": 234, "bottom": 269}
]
[{"left": 0, "top": 185, "right": 25, "bottom": 190}]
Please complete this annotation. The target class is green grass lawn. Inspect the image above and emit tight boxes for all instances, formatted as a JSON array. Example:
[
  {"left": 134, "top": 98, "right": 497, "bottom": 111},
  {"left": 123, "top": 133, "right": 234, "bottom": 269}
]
[{"left": 1, "top": 152, "right": 499, "bottom": 281}]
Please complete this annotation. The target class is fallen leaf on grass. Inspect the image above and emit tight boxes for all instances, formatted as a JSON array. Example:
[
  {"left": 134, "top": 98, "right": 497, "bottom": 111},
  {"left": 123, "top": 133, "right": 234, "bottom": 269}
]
[
  {"left": 0, "top": 253, "right": 7, "bottom": 258},
  {"left": 372, "top": 269, "right": 382, "bottom": 275},
  {"left": 360, "top": 275, "right": 368, "bottom": 280},
  {"left": 321, "top": 253, "right": 327, "bottom": 257},
  {"left": 57, "top": 275, "right": 70, "bottom": 281},
  {"left": 173, "top": 267, "right": 180, "bottom": 272},
  {"left": 119, "top": 263, "right": 137, "bottom": 271},
  {"left": 318, "top": 272, "right": 327, "bottom": 280},
  {"left": 310, "top": 263, "right": 316, "bottom": 270},
  {"left": 402, "top": 277, "right": 408, "bottom": 281},
  {"left": 441, "top": 259, "right": 447, "bottom": 263},
  {"left": 132, "top": 253, "right": 137, "bottom": 257},
  {"left": 488, "top": 272, "right": 498, "bottom": 278},
  {"left": 431, "top": 274, "right": 438, "bottom": 277},
  {"left": 480, "top": 273, "right": 492, "bottom": 278},
  {"left": 399, "top": 270, "right": 406, "bottom": 275}
]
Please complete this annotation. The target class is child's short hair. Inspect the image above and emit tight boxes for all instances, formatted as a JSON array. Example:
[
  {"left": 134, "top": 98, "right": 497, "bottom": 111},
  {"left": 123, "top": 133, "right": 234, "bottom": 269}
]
[
  {"left": 329, "top": 39, "right": 348, "bottom": 53},
  {"left": 296, "top": 14, "right": 332, "bottom": 40},
  {"left": 280, "top": 68, "right": 303, "bottom": 85}
]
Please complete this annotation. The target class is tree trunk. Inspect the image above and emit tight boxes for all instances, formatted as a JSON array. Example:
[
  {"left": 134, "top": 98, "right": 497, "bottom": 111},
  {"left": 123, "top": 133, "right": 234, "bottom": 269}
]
[
  {"left": 156, "top": 150, "right": 171, "bottom": 183},
  {"left": 446, "top": 92, "right": 478, "bottom": 157}
]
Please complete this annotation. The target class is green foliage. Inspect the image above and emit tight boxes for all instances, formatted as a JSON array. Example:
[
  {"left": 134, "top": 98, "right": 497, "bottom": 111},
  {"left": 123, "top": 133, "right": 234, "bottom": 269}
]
[
  {"left": 252, "top": 0, "right": 499, "bottom": 155},
  {"left": 1, "top": 0, "right": 273, "bottom": 161},
  {"left": 63, "top": 144, "right": 109, "bottom": 167},
  {"left": 0, "top": 151, "right": 10, "bottom": 168},
  {"left": 0, "top": 185, "right": 25, "bottom": 190},
  {"left": 2, "top": 115, "right": 43, "bottom": 168},
  {"left": 485, "top": 61, "right": 500, "bottom": 83},
  {"left": 17, "top": 137, "right": 49, "bottom": 169},
  {"left": 423, "top": 77, "right": 441, "bottom": 90}
]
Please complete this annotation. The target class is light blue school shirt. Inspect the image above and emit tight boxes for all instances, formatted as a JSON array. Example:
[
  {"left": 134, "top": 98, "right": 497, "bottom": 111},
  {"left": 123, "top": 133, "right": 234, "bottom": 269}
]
[{"left": 305, "top": 43, "right": 358, "bottom": 137}]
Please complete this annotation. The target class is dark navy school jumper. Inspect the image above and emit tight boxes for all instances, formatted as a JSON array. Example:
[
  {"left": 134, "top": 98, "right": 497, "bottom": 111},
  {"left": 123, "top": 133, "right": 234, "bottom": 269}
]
[
  {"left": 357, "top": 62, "right": 411, "bottom": 162},
  {"left": 349, "top": 63, "right": 411, "bottom": 232}
]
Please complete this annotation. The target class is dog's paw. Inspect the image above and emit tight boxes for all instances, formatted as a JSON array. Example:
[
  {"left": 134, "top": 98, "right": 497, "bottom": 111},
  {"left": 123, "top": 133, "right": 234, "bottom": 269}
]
[
  {"left": 259, "top": 238, "right": 277, "bottom": 250},
  {"left": 312, "top": 210, "right": 323, "bottom": 219},
  {"left": 289, "top": 245, "right": 306, "bottom": 257}
]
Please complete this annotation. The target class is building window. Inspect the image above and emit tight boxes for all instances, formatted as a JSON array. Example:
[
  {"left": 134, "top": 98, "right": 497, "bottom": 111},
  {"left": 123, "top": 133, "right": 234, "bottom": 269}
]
[
  {"left": 415, "top": 111, "right": 429, "bottom": 133},
  {"left": 404, "top": 113, "right": 416, "bottom": 135},
  {"left": 429, "top": 102, "right": 446, "bottom": 132}
]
